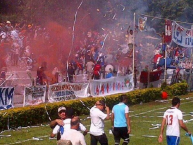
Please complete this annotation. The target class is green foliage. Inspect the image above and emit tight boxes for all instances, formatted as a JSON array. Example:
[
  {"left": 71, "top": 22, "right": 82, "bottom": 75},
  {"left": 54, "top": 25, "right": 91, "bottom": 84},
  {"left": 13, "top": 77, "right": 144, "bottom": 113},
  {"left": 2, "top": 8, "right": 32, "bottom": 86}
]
[
  {"left": 0, "top": 82, "right": 187, "bottom": 130},
  {"left": 1, "top": 95, "right": 193, "bottom": 145},
  {"left": 0, "top": 0, "right": 193, "bottom": 27},
  {"left": 168, "top": 82, "right": 188, "bottom": 96},
  {"left": 161, "top": 81, "right": 167, "bottom": 90}
]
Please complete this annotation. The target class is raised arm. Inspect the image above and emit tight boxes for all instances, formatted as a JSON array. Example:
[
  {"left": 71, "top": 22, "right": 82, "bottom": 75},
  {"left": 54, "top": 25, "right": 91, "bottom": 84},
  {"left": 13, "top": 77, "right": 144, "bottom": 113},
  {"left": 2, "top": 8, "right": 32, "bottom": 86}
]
[{"left": 50, "top": 119, "right": 64, "bottom": 129}]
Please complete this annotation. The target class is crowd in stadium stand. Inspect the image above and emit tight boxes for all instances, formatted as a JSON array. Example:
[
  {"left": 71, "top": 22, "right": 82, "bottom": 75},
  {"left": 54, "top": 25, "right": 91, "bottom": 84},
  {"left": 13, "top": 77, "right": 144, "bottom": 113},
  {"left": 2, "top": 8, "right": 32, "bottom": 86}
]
[{"left": 0, "top": 20, "right": 193, "bottom": 87}]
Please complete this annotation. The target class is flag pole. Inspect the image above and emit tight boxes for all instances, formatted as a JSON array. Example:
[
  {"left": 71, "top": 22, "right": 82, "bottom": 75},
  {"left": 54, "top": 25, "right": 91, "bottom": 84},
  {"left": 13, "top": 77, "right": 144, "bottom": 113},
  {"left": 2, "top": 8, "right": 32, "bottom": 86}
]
[
  {"left": 133, "top": 13, "right": 136, "bottom": 87},
  {"left": 188, "top": 49, "right": 193, "bottom": 91},
  {"left": 164, "top": 45, "right": 167, "bottom": 82}
]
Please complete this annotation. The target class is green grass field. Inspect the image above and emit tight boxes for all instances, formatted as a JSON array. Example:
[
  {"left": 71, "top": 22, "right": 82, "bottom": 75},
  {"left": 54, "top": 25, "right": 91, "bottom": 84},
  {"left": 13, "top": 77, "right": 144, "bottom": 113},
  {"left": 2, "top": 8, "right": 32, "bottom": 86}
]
[{"left": 0, "top": 93, "right": 193, "bottom": 145}]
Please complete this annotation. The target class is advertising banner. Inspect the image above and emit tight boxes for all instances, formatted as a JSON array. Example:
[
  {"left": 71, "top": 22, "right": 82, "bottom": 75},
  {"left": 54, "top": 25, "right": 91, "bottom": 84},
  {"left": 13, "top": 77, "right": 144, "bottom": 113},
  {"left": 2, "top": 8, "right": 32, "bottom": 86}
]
[
  {"left": 90, "top": 74, "right": 134, "bottom": 97},
  {"left": 24, "top": 85, "right": 46, "bottom": 106},
  {"left": 48, "top": 82, "right": 89, "bottom": 102},
  {"left": 172, "top": 22, "right": 193, "bottom": 47},
  {"left": 0, "top": 87, "right": 14, "bottom": 109}
]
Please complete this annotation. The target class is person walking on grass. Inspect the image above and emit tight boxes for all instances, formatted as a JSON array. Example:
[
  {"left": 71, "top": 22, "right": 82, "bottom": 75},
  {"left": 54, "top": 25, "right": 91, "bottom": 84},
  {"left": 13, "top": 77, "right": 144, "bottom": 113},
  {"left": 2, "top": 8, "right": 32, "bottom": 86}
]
[
  {"left": 158, "top": 97, "right": 191, "bottom": 145},
  {"left": 89, "top": 100, "right": 110, "bottom": 145},
  {"left": 111, "top": 94, "right": 131, "bottom": 145}
]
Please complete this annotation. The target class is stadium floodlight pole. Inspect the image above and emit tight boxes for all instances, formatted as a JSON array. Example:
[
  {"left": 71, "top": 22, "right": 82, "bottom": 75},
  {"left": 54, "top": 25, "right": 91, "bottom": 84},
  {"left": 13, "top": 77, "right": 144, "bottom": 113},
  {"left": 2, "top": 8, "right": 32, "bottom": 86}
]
[
  {"left": 133, "top": 13, "right": 136, "bottom": 87},
  {"left": 188, "top": 49, "right": 193, "bottom": 90},
  {"left": 164, "top": 44, "right": 167, "bottom": 82}
]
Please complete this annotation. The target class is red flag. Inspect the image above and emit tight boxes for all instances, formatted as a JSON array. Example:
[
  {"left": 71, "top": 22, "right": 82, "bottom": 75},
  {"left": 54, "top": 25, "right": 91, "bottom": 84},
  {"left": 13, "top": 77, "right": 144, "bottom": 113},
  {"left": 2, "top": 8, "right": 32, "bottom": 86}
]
[{"left": 165, "top": 19, "right": 172, "bottom": 43}]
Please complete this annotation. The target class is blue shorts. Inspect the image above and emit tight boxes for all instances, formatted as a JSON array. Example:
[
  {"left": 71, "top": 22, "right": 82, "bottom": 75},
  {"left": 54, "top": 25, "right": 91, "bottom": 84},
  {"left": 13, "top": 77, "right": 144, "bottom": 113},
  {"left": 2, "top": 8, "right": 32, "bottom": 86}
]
[{"left": 166, "top": 136, "right": 180, "bottom": 145}]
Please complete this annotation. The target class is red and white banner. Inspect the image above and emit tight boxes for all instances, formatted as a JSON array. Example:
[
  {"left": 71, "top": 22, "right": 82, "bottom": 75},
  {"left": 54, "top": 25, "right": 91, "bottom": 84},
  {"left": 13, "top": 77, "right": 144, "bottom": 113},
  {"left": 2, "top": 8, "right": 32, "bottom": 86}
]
[
  {"left": 172, "top": 21, "right": 193, "bottom": 47},
  {"left": 165, "top": 19, "right": 172, "bottom": 43},
  {"left": 24, "top": 85, "right": 46, "bottom": 106},
  {"left": 90, "top": 74, "right": 134, "bottom": 97}
]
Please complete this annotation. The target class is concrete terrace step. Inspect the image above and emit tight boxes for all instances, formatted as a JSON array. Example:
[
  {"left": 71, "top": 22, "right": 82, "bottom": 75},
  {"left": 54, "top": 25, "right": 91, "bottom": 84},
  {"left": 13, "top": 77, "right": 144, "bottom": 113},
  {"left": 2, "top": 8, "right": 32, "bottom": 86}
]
[{"left": 13, "top": 94, "right": 24, "bottom": 107}]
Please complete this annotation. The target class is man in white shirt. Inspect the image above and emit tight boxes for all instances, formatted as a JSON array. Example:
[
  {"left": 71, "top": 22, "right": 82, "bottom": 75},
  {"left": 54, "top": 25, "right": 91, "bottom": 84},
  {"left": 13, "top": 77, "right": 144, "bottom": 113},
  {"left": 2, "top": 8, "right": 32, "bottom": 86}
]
[
  {"left": 89, "top": 100, "right": 110, "bottom": 145},
  {"left": 50, "top": 106, "right": 67, "bottom": 140},
  {"left": 61, "top": 116, "right": 86, "bottom": 145},
  {"left": 158, "top": 97, "right": 191, "bottom": 145},
  {"left": 50, "top": 107, "right": 87, "bottom": 139}
]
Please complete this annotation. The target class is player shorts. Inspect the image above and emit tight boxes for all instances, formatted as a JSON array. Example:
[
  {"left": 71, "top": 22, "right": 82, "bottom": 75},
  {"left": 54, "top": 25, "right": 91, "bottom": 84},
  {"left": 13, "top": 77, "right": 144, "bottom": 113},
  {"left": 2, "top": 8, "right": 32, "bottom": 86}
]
[
  {"left": 113, "top": 127, "right": 130, "bottom": 144},
  {"left": 166, "top": 136, "right": 180, "bottom": 145}
]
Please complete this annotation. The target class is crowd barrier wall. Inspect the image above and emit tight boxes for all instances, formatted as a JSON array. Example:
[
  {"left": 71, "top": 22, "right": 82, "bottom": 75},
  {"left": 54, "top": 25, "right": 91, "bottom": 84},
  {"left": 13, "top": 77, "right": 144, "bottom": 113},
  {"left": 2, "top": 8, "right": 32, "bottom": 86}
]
[{"left": 0, "top": 74, "right": 134, "bottom": 108}]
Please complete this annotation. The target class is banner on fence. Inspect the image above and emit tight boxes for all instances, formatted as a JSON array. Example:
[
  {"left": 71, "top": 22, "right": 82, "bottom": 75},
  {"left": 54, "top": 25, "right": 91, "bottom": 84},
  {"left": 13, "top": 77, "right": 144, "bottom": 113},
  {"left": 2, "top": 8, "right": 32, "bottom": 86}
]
[
  {"left": 140, "top": 70, "right": 162, "bottom": 83},
  {"left": 24, "top": 85, "right": 46, "bottom": 106},
  {"left": 48, "top": 82, "right": 89, "bottom": 102},
  {"left": 90, "top": 74, "right": 134, "bottom": 97},
  {"left": 172, "top": 22, "right": 193, "bottom": 47},
  {"left": 0, "top": 87, "right": 14, "bottom": 109}
]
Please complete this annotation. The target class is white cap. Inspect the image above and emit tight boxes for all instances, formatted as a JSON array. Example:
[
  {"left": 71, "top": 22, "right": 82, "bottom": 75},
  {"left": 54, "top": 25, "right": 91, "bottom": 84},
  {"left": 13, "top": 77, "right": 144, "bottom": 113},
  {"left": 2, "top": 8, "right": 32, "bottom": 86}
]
[{"left": 58, "top": 107, "right": 66, "bottom": 113}]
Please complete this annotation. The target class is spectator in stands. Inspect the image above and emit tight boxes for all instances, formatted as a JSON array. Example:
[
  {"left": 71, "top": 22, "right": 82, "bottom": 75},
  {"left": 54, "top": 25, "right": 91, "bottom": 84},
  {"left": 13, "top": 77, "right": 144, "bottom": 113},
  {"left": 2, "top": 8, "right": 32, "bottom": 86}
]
[
  {"left": 86, "top": 59, "right": 95, "bottom": 80},
  {"left": 36, "top": 66, "right": 47, "bottom": 85},
  {"left": 117, "top": 66, "right": 124, "bottom": 76},
  {"left": 89, "top": 100, "right": 110, "bottom": 145},
  {"left": 184, "top": 61, "right": 192, "bottom": 83},
  {"left": 51, "top": 67, "right": 59, "bottom": 84},
  {"left": 60, "top": 116, "right": 87, "bottom": 145},
  {"left": 143, "top": 65, "right": 149, "bottom": 72},
  {"left": 105, "top": 68, "right": 113, "bottom": 79},
  {"left": 98, "top": 53, "right": 105, "bottom": 79},
  {"left": 67, "top": 63, "right": 75, "bottom": 83},
  {"left": 92, "top": 61, "right": 101, "bottom": 80},
  {"left": 126, "top": 26, "right": 134, "bottom": 58},
  {"left": 5, "top": 21, "right": 13, "bottom": 31}
]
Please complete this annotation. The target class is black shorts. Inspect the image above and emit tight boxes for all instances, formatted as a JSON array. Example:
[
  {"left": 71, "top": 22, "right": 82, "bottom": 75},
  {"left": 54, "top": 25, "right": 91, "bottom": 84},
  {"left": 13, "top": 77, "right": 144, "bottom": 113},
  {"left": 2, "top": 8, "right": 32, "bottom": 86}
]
[
  {"left": 113, "top": 127, "right": 130, "bottom": 144},
  {"left": 90, "top": 133, "right": 108, "bottom": 145}
]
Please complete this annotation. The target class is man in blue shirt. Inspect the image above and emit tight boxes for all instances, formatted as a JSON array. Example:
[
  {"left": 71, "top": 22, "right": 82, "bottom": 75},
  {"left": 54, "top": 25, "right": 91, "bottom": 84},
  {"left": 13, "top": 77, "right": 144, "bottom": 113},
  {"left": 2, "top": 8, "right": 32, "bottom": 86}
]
[{"left": 111, "top": 95, "right": 131, "bottom": 145}]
